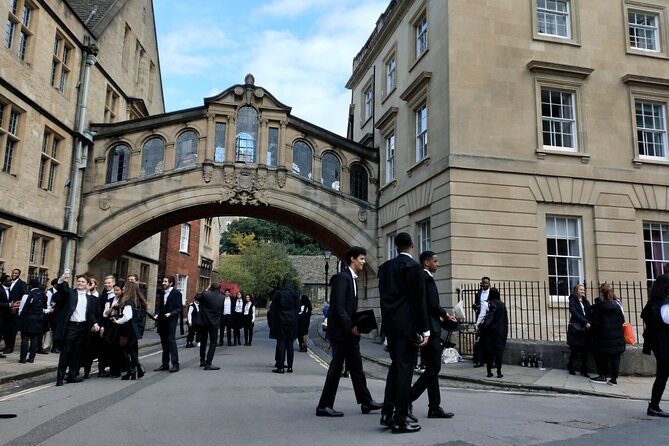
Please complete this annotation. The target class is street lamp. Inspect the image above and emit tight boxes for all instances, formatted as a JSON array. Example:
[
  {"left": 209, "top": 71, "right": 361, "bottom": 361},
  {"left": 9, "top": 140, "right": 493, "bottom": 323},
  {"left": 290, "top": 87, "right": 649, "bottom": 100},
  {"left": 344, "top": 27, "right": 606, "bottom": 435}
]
[{"left": 324, "top": 248, "right": 332, "bottom": 303}]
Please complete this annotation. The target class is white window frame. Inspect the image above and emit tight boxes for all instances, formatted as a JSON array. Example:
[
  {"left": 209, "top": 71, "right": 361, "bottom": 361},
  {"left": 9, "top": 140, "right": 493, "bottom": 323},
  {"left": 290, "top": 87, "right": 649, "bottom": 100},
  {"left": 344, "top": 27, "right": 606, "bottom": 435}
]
[
  {"left": 177, "top": 274, "right": 188, "bottom": 304},
  {"left": 644, "top": 221, "right": 669, "bottom": 283},
  {"left": 415, "top": 15, "right": 428, "bottom": 59},
  {"left": 180, "top": 223, "right": 190, "bottom": 253},
  {"left": 1, "top": 102, "right": 22, "bottom": 175},
  {"left": 540, "top": 88, "right": 578, "bottom": 152},
  {"left": 419, "top": 220, "right": 431, "bottom": 252},
  {"left": 624, "top": 1, "right": 668, "bottom": 59},
  {"left": 38, "top": 128, "right": 60, "bottom": 192},
  {"left": 635, "top": 100, "right": 668, "bottom": 160},
  {"left": 385, "top": 132, "right": 395, "bottom": 184},
  {"left": 385, "top": 55, "right": 396, "bottom": 95},
  {"left": 386, "top": 233, "right": 396, "bottom": 260},
  {"left": 363, "top": 86, "right": 373, "bottom": 122},
  {"left": 536, "top": 0, "right": 571, "bottom": 39},
  {"left": 628, "top": 11, "right": 660, "bottom": 52},
  {"left": 546, "top": 216, "right": 583, "bottom": 299},
  {"left": 415, "top": 104, "right": 428, "bottom": 162}
]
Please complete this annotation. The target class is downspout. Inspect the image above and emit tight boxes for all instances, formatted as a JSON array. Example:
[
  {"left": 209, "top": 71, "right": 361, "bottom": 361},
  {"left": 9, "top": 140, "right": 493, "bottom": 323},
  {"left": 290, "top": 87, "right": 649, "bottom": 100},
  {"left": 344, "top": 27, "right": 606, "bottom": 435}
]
[{"left": 62, "top": 37, "right": 98, "bottom": 272}]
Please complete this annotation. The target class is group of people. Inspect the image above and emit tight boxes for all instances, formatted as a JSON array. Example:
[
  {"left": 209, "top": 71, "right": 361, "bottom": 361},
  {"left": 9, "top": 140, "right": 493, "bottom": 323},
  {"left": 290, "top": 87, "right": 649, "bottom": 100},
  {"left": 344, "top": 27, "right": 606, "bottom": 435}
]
[{"left": 315, "top": 233, "right": 455, "bottom": 434}]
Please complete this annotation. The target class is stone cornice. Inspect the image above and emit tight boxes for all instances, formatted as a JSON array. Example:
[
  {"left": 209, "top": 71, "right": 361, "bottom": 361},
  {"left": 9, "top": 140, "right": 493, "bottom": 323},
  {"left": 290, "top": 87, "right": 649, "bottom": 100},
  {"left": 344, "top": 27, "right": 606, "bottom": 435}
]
[
  {"left": 526, "top": 60, "right": 594, "bottom": 79},
  {"left": 375, "top": 107, "right": 399, "bottom": 132},
  {"left": 399, "top": 71, "right": 432, "bottom": 101},
  {"left": 622, "top": 74, "right": 669, "bottom": 89}
]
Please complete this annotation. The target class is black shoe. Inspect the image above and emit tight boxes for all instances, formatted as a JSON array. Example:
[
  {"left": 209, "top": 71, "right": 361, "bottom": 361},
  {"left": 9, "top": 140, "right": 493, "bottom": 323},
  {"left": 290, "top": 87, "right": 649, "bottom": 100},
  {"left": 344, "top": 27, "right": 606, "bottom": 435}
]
[
  {"left": 316, "top": 407, "right": 344, "bottom": 417},
  {"left": 287, "top": 367, "right": 293, "bottom": 373},
  {"left": 37, "top": 349, "right": 49, "bottom": 355},
  {"left": 121, "top": 372, "right": 136, "bottom": 380},
  {"left": 581, "top": 372, "right": 590, "bottom": 378},
  {"left": 109, "top": 373, "right": 121, "bottom": 378},
  {"left": 407, "top": 404, "right": 418, "bottom": 423},
  {"left": 2, "top": 348, "right": 13, "bottom": 354},
  {"left": 590, "top": 375, "right": 607, "bottom": 384},
  {"left": 18, "top": 358, "right": 26, "bottom": 364},
  {"left": 608, "top": 378, "right": 617, "bottom": 385},
  {"left": 272, "top": 368, "right": 285, "bottom": 374},
  {"left": 0, "top": 353, "right": 5, "bottom": 358},
  {"left": 154, "top": 365, "right": 170, "bottom": 372},
  {"left": 391, "top": 419, "right": 421, "bottom": 434},
  {"left": 568, "top": 370, "right": 576, "bottom": 375},
  {"left": 380, "top": 413, "right": 393, "bottom": 428},
  {"left": 169, "top": 365, "right": 180, "bottom": 373},
  {"left": 200, "top": 360, "right": 206, "bottom": 367},
  {"left": 497, "top": 372, "right": 504, "bottom": 378},
  {"left": 487, "top": 372, "right": 493, "bottom": 378},
  {"left": 56, "top": 380, "right": 64, "bottom": 386},
  {"left": 647, "top": 405, "right": 669, "bottom": 417},
  {"left": 361, "top": 401, "right": 383, "bottom": 414},
  {"left": 204, "top": 365, "right": 220, "bottom": 370},
  {"left": 137, "top": 365, "right": 145, "bottom": 379},
  {"left": 66, "top": 377, "right": 83, "bottom": 384},
  {"left": 51, "top": 348, "right": 61, "bottom": 354},
  {"left": 83, "top": 373, "right": 90, "bottom": 379},
  {"left": 428, "top": 407, "right": 455, "bottom": 419},
  {"left": 98, "top": 371, "right": 111, "bottom": 378}
]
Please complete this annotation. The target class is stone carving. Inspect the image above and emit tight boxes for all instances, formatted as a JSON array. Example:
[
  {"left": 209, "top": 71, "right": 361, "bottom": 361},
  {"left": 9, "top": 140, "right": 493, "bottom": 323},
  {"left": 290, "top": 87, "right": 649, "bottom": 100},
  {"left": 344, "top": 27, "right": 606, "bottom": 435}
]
[
  {"left": 277, "top": 168, "right": 287, "bottom": 188},
  {"left": 219, "top": 167, "right": 268, "bottom": 206},
  {"left": 202, "top": 162, "right": 213, "bottom": 183},
  {"left": 99, "top": 199, "right": 110, "bottom": 211},
  {"left": 358, "top": 210, "right": 368, "bottom": 222},
  {"left": 245, "top": 73, "right": 255, "bottom": 85}
]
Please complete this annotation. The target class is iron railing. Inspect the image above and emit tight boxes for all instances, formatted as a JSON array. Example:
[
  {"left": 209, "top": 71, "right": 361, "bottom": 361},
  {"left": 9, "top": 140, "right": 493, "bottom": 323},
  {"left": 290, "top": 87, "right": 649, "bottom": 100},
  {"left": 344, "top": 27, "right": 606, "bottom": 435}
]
[{"left": 456, "top": 281, "right": 646, "bottom": 354}]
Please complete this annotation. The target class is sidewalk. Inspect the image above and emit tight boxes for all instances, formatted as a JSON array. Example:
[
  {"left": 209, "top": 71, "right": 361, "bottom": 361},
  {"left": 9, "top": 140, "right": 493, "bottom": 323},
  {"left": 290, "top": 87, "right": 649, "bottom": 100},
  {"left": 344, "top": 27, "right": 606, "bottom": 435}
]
[
  {"left": 0, "top": 329, "right": 166, "bottom": 385},
  {"left": 309, "top": 326, "right": 666, "bottom": 403}
]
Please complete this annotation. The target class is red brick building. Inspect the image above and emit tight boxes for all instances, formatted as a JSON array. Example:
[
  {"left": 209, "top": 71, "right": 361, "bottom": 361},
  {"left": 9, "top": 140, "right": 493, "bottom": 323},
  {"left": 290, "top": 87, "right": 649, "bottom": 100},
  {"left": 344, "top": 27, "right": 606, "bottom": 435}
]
[{"left": 158, "top": 220, "right": 201, "bottom": 306}]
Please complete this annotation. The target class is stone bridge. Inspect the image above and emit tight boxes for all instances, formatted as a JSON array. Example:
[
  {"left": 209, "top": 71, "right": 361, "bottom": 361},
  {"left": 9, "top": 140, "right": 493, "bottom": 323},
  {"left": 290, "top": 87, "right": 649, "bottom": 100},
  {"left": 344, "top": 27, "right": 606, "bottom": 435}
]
[{"left": 76, "top": 76, "right": 379, "bottom": 274}]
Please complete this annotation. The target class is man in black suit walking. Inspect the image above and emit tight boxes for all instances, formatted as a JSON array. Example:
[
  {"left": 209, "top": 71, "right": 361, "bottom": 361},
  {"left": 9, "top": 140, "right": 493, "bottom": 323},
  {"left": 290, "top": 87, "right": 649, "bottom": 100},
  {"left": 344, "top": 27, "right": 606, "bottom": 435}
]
[
  {"left": 195, "top": 283, "right": 225, "bottom": 370},
  {"left": 54, "top": 272, "right": 100, "bottom": 386},
  {"left": 378, "top": 232, "right": 429, "bottom": 433},
  {"left": 2, "top": 269, "right": 28, "bottom": 354},
  {"left": 154, "top": 275, "right": 182, "bottom": 373},
  {"left": 409, "top": 251, "right": 455, "bottom": 419},
  {"left": 0, "top": 274, "right": 20, "bottom": 357},
  {"left": 316, "top": 246, "right": 382, "bottom": 417}
]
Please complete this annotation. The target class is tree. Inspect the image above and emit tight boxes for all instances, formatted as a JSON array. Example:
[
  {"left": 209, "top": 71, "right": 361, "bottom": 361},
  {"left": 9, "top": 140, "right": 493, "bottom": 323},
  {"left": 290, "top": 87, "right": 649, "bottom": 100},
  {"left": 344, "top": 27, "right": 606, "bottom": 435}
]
[
  {"left": 220, "top": 218, "right": 321, "bottom": 255},
  {"left": 219, "top": 237, "right": 300, "bottom": 307}
]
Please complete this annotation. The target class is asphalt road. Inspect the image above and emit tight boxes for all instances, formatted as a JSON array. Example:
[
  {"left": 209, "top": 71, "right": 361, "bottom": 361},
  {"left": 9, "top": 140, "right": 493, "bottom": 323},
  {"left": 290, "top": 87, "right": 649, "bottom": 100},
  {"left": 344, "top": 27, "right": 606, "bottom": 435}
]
[{"left": 0, "top": 322, "right": 667, "bottom": 446}]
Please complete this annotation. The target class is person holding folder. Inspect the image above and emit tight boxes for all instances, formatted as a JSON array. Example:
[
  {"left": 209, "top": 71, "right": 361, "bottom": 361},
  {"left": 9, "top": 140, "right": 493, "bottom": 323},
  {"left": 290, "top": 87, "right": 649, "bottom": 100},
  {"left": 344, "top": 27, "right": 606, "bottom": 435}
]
[{"left": 316, "top": 246, "right": 382, "bottom": 417}]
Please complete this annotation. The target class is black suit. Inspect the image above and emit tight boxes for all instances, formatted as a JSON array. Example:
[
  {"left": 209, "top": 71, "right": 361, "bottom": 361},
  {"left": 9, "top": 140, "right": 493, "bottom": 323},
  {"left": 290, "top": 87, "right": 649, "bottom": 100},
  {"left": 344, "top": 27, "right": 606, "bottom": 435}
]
[
  {"left": 379, "top": 253, "right": 428, "bottom": 421},
  {"left": 156, "top": 288, "right": 183, "bottom": 368},
  {"left": 218, "top": 295, "right": 234, "bottom": 346},
  {"left": 55, "top": 281, "right": 99, "bottom": 383},
  {"left": 318, "top": 269, "right": 375, "bottom": 410},
  {"left": 410, "top": 270, "right": 447, "bottom": 409},
  {"left": 0, "top": 285, "right": 15, "bottom": 351},
  {"left": 2, "top": 278, "right": 27, "bottom": 351},
  {"left": 196, "top": 290, "right": 225, "bottom": 365}
]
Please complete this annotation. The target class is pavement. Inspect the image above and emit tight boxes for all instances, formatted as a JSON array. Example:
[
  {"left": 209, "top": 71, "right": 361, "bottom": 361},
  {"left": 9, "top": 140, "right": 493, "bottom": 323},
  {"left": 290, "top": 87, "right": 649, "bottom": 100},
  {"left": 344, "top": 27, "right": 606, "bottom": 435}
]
[{"left": 1, "top": 321, "right": 666, "bottom": 405}]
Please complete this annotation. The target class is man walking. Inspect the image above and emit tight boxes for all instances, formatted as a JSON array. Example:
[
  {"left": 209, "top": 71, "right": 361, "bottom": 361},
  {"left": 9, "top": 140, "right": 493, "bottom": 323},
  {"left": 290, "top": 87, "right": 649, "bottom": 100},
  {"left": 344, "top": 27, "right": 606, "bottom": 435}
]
[
  {"left": 154, "top": 275, "right": 182, "bottom": 373},
  {"left": 409, "top": 251, "right": 455, "bottom": 419},
  {"left": 218, "top": 288, "right": 233, "bottom": 346},
  {"left": 378, "top": 232, "right": 429, "bottom": 433},
  {"left": 2, "top": 269, "right": 27, "bottom": 354},
  {"left": 316, "top": 246, "right": 382, "bottom": 417},
  {"left": 195, "top": 283, "right": 225, "bottom": 370}
]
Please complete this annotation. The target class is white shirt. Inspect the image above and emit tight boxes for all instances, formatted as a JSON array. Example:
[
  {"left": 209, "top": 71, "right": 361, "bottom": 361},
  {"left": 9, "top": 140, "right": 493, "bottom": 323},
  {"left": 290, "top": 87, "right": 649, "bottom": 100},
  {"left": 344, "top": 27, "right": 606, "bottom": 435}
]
[
  {"left": 661, "top": 304, "right": 669, "bottom": 324},
  {"left": 243, "top": 302, "right": 256, "bottom": 323},
  {"left": 479, "top": 288, "right": 490, "bottom": 305},
  {"left": 475, "top": 301, "right": 489, "bottom": 329},
  {"left": 164, "top": 287, "right": 173, "bottom": 305},
  {"left": 235, "top": 298, "right": 244, "bottom": 313},
  {"left": 348, "top": 266, "right": 358, "bottom": 297},
  {"left": 223, "top": 296, "right": 231, "bottom": 315},
  {"left": 187, "top": 302, "right": 199, "bottom": 325},
  {"left": 71, "top": 291, "right": 88, "bottom": 322},
  {"left": 114, "top": 304, "right": 133, "bottom": 324}
]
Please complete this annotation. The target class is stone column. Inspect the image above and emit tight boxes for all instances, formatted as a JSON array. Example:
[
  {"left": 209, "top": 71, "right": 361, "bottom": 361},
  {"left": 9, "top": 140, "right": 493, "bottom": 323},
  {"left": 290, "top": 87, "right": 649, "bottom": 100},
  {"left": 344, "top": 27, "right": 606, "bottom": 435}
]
[
  {"left": 226, "top": 115, "right": 236, "bottom": 162},
  {"left": 257, "top": 118, "right": 268, "bottom": 165},
  {"left": 278, "top": 121, "right": 288, "bottom": 168},
  {"left": 205, "top": 112, "right": 215, "bottom": 162}
]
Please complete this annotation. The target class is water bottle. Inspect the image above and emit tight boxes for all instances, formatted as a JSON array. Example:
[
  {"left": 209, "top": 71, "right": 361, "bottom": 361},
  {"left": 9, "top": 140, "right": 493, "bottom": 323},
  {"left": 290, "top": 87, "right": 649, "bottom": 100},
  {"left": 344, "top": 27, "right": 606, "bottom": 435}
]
[{"left": 520, "top": 350, "right": 526, "bottom": 367}]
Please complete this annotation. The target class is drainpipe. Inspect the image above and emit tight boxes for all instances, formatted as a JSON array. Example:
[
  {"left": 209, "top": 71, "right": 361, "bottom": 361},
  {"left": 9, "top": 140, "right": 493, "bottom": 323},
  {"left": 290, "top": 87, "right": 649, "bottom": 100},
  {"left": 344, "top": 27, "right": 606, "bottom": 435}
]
[{"left": 61, "top": 37, "right": 98, "bottom": 273}]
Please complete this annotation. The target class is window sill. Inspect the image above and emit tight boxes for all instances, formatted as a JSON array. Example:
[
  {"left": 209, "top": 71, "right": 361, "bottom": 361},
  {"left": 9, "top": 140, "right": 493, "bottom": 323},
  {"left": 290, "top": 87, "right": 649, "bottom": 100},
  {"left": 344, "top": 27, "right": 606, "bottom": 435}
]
[
  {"left": 179, "top": 250, "right": 190, "bottom": 256},
  {"left": 633, "top": 157, "right": 669, "bottom": 168},
  {"left": 407, "top": 156, "right": 430, "bottom": 176},
  {"left": 409, "top": 48, "right": 429, "bottom": 73},
  {"left": 536, "top": 148, "right": 589, "bottom": 164},
  {"left": 533, "top": 34, "right": 581, "bottom": 47},
  {"left": 625, "top": 48, "right": 669, "bottom": 60},
  {"left": 381, "top": 87, "right": 396, "bottom": 105},
  {"left": 379, "top": 179, "right": 397, "bottom": 192}
]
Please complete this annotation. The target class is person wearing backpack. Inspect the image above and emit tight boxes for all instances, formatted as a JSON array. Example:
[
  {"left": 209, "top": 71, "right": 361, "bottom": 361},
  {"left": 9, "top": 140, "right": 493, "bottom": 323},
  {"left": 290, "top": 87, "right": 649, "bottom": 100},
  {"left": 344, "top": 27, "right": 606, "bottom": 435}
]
[
  {"left": 642, "top": 274, "right": 669, "bottom": 417},
  {"left": 475, "top": 287, "right": 508, "bottom": 378}
]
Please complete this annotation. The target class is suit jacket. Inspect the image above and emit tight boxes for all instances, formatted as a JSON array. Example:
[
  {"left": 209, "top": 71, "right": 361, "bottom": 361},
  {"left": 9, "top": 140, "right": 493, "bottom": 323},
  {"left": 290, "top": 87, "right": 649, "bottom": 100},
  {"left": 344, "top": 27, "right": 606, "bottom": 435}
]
[
  {"left": 327, "top": 269, "right": 359, "bottom": 343},
  {"left": 378, "top": 253, "right": 428, "bottom": 338},
  {"left": 9, "top": 278, "right": 28, "bottom": 302},
  {"left": 156, "top": 288, "right": 183, "bottom": 333},
  {"left": 0, "top": 285, "right": 12, "bottom": 314},
  {"left": 269, "top": 287, "right": 299, "bottom": 340},
  {"left": 423, "top": 271, "right": 447, "bottom": 336},
  {"left": 53, "top": 281, "right": 99, "bottom": 342},
  {"left": 196, "top": 290, "right": 224, "bottom": 328}
]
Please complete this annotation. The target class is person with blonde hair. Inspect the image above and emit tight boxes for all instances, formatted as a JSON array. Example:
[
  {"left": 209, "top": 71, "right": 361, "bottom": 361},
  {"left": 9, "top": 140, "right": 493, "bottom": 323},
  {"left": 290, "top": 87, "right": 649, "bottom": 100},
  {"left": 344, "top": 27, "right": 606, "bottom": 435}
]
[
  {"left": 589, "top": 282, "right": 625, "bottom": 384},
  {"left": 110, "top": 281, "right": 148, "bottom": 380}
]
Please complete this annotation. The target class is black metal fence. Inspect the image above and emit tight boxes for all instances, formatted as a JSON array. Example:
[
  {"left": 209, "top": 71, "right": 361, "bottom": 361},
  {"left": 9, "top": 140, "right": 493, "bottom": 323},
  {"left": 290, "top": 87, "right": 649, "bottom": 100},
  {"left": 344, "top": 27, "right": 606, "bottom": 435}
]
[{"left": 456, "top": 281, "right": 647, "bottom": 355}]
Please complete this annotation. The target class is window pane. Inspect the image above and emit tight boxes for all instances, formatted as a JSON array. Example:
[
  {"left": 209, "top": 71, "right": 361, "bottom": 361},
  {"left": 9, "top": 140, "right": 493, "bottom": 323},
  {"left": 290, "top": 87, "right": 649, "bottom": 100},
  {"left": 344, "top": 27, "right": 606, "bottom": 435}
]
[
  {"left": 267, "top": 127, "right": 278, "bottom": 167},
  {"left": 321, "top": 153, "right": 340, "bottom": 191},
  {"left": 235, "top": 106, "right": 258, "bottom": 163},
  {"left": 141, "top": 137, "right": 164, "bottom": 177},
  {"left": 215, "top": 122, "right": 226, "bottom": 162},
  {"left": 292, "top": 141, "right": 312, "bottom": 179},
  {"left": 176, "top": 130, "right": 198, "bottom": 168}
]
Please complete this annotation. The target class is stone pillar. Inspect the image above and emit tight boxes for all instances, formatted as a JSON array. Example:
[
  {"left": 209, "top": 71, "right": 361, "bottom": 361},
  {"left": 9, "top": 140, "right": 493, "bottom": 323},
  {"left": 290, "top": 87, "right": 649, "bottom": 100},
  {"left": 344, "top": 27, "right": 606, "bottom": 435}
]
[
  {"left": 258, "top": 118, "right": 268, "bottom": 165},
  {"left": 165, "top": 142, "right": 176, "bottom": 170},
  {"left": 226, "top": 115, "right": 236, "bottom": 162},
  {"left": 205, "top": 112, "right": 215, "bottom": 162},
  {"left": 279, "top": 121, "right": 288, "bottom": 168}
]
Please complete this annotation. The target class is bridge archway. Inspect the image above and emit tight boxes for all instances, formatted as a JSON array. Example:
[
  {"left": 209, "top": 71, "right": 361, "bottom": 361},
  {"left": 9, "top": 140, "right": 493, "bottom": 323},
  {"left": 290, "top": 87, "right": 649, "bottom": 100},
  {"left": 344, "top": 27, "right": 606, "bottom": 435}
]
[{"left": 78, "top": 76, "right": 379, "bottom": 274}]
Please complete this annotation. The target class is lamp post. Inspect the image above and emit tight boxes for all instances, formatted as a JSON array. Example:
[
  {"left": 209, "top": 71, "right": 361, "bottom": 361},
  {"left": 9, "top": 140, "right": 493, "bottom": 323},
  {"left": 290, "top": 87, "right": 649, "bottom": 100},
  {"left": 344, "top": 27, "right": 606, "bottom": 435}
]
[{"left": 324, "top": 248, "right": 332, "bottom": 303}]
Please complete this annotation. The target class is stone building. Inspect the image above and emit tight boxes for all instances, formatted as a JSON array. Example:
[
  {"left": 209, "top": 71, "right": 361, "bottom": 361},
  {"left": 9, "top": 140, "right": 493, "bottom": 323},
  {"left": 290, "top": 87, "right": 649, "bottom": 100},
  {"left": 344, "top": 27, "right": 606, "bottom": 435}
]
[
  {"left": 346, "top": 0, "right": 669, "bottom": 307},
  {"left": 0, "top": 0, "right": 165, "bottom": 299}
]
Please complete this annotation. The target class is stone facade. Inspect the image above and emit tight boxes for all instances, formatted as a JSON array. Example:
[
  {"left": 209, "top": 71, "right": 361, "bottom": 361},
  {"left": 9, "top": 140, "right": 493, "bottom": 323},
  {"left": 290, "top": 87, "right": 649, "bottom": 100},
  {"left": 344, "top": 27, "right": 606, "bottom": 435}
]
[{"left": 346, "top": 0, "right": 669, "bottom": 308}]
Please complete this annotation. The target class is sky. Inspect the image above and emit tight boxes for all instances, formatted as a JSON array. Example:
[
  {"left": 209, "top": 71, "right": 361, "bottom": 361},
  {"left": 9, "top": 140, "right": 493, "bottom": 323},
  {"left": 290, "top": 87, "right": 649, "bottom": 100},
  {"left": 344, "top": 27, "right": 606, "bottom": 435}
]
[{"left": 153, "top": 0, "right": 389, "bottom": 136}]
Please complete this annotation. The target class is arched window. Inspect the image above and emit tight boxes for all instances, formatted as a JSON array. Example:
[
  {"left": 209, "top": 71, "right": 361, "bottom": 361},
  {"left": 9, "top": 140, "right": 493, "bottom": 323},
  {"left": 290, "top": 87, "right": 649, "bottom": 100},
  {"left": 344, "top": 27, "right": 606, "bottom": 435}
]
[
  {"left": 235, "top": 106, "right": 258, "bottom": 163},
  {"left": 292, "top": 141, "right": 312, "bottom": 179},
  {"left": 321, "top": 152, "right": 341, "bottom": 191},
  {"left": 106, "top": 144, "right": 130, "bottom": 184},
  {"left": 350, "top": 163, "right": 368, "bottom": 201},
  {"left": 141, "top": 137, "right": 164, "bottom": 177},
  {"left": 175, "top": 130, "right": 198, "bottom": 168}
]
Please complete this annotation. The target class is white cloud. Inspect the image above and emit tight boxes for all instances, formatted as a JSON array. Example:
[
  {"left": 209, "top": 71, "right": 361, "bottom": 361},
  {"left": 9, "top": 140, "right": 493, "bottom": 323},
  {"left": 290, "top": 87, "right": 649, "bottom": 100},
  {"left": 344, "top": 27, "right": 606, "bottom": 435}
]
[{"left": 159, "top": 24, "right": 230, "bottom": 76}]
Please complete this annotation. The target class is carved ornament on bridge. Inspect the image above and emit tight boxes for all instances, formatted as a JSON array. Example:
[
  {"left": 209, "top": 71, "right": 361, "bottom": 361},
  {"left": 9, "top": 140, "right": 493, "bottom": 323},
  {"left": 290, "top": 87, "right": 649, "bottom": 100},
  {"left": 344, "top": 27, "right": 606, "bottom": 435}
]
[{"left": 219, "top": 167, "right": 269, "bottom": 206}]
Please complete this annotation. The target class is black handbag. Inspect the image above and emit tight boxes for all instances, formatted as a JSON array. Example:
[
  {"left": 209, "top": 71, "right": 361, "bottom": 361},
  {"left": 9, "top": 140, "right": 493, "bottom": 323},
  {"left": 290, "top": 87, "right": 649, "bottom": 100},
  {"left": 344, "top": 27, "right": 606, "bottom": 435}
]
[
  {"left": 567, "top": 322, "right": 586, "bottom": 334},
  {"left": 478, "top": 305, "right": 495, "bottom": 330}
]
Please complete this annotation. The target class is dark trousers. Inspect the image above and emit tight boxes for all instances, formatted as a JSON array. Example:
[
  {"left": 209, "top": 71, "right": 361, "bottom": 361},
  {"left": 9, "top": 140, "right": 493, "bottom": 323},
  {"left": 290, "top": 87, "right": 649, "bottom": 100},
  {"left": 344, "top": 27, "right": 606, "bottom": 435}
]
[
  {"left": 486, "top": 353, "right": 503, "bottom": 374},
  {"left": 200, "top": 326, "right": 219, "bottom": 365},
  {"left": 81, "top": 332, "right": 102, "bottom": 375},
  {"left": 567, "top": 346, "right": 589, "bottom": 374},
  {"left": 594, "top": 352, "right": 622, "bottom": 379},
  {"left": 218, "top": 314, "right": 232, "bottom": 345},
  {"left": 158, "top": 319, "right": 179, "bottom": 367},
  {"left": 57, "top": 322, "right": 88, "bottom": 381},
  {"left": 121, "top": 337, "right": 139, "bottom": 373},
  {"left": 19, "top": 331, "right": 40, "bottom": 361},
  {"left": 244, "top": 319, "right": 254, "bottom": 345},
  {"left": 187, "top": 324, "right": 201, "bottom": 345},
  {"left": 318, "top": 339, "right": 373, "bottom": 409},
  {"left": 382, "top": 337, "right": 418, "bottom": 419},
  {"left": 410, "top": 335, "right": 442, "bottom": 409},
  {"left": 276, "top": 338, "right": 295, "bottom": 369},
  {"left": 1, "top": 314, "right": 18, "bottom": 350},
  {"left": 232, "top": 313, "right": 243, "bottom": 345},
  {"left": 651, "top": 359, "right": 669, "bottom": 409}
]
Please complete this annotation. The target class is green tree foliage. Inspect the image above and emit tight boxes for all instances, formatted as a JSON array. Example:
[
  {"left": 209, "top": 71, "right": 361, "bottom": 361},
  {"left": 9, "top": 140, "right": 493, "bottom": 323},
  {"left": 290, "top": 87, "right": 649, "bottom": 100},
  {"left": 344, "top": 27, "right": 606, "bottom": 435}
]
[
  {"left": 219, "top": 237, "right": 300, "bottom": 307},
  {"left": 220, "top": 218, "right": 321, "bottom": 255}
]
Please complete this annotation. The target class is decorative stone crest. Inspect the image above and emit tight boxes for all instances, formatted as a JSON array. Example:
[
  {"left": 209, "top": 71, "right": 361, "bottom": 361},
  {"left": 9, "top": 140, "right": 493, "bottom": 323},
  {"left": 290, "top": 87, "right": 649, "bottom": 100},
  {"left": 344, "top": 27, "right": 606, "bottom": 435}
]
[
  {"left": 277, "top": 168, "right": 287, "bottom": 188},
  {"left": 358, "top": 210, "right": 368, "bottom": 222},
  {"left": 202, "top": 162, "right": 213, "bottom": 183},
  {"left": 219, "top": 167, "right": 268, "bottom": 206},
  {"left": 99, "top": 199, "right": 110, "bottom": 211}
]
